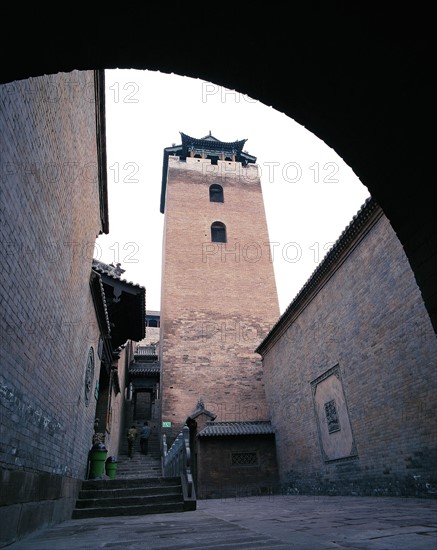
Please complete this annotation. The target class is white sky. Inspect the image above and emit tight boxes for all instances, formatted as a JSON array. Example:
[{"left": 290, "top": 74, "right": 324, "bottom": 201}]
[{"left": 96, "top": 69, "right": 370, "bottom": 314}]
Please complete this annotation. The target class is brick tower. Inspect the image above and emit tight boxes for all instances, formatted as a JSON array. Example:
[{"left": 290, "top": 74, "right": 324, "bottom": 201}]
[{"left": 159, "top": 132, "right": 280, "bottom": 444}]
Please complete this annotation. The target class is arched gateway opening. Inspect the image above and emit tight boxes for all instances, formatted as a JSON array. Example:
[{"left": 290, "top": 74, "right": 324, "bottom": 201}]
[
  {"left": 1, "top": 9, "right": 434, "bottom": 335},
  {"left": 0, "top": 7, "right": 435, "bottom": 545}
]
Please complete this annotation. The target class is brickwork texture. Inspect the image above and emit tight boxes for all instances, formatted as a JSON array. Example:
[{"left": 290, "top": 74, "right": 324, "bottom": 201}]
[
  {"left": 260, "top": 206, "right": 437, "bottom": 497},
  {"left": 160, "top": 157, "right": 280, "bottom": 443},
  {"left": 197, "top": 435, "right": 280, "bottom": 499},
  {"left": 0, "top": 71, "right": 105, "bottom": 546}
]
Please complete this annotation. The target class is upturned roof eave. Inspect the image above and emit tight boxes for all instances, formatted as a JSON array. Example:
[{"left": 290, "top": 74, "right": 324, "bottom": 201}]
[{"left": 160, "top": 133, "right": 256, "bottom": 213}]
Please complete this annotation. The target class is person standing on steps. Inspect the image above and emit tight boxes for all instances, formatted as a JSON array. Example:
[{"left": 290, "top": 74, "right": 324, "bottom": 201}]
[
  {"left": 140, "top": 421, "right": 152, "bottom": 455},
  {"left": 127, "top": 424, "right": 138, "bottom": 459}
]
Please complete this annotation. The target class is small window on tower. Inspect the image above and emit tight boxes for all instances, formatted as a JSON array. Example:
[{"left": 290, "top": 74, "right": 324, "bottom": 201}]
[
  {"left": 211, "top": 221, "right": 227, "bottom": 243},
  {"left": 209, "top": 184, "right": 224, "bottom": 203}
]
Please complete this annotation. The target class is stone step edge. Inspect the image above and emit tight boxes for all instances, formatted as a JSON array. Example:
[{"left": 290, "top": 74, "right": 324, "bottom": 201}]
[
  {"left": 75, "top": 496, "right": 184, "bottom": 508},
  {"left": 82, "top": 476, "right": 179, "bottom": 485},
  {"left": 77, "top": 489, "right": 183, "bottom": 500},
  {"left": 72, "top": 503, "right": 185, "bottom": 517},
  {"left": 79, "top": 490, "right": 182, "bottom": 498}
]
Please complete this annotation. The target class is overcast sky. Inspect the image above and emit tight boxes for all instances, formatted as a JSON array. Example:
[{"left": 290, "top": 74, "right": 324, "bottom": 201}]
[{"left": 96, "top": 69, "right": 370, "bottom": 314}]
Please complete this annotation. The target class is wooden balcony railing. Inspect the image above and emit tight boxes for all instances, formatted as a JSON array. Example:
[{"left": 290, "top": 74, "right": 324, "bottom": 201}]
[{"left": 135, "top": 345, "right": 157, "bottom": 356}]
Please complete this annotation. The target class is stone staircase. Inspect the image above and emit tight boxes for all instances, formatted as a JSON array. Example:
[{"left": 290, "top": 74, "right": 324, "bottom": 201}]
[
  {"left": 72, "top": 423, "right": 195, "bottom": 519},
  {"left": 116, "top": 426, "right": 162, "bottom": 479},
  {"left": 72, "top": 476, "right": 186, "bottom": 518},
  {"left": 115, "top": 453, "right": 162, "bottom": 479}
]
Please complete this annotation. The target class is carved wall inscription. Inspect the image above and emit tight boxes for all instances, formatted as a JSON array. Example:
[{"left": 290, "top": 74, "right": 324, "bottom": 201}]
[
  {"left": 84, "top": 347, "right": 95, "bottom": 407},
  {"left": 324, "top": 399, "right": 341, "bottom": 433},
  {"left": 311, "top": 365, "right": 357, "bottom": 462}
]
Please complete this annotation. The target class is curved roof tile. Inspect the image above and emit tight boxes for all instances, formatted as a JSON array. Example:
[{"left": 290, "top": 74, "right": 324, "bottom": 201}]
[{"left": 197, "top": 421, "right": 275, "bottom": 437}]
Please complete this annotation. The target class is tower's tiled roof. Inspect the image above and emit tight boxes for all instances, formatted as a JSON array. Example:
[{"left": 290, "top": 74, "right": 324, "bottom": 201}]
[
  {"left": 160, "top": 132, "right": 257, "bottom": 213},
  {"left": 180, "top": 132, "right": 247, "bottom": 154}
]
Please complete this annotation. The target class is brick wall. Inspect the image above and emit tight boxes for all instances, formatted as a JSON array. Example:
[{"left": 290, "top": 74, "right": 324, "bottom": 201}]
[
  {"left": 103, "top": 345, "right": 131, "bottom": 460},
  {"left": 196, "top": 435, "right": 280, "bottom": 499},
  {"left": 160, "top": 157, "right": 280, "bottom": 443},
  {"left": 0, "top": 71, "right": 105, "bottom": 546},
  {"left": 260, "top": 204, "right": 437, "bottom": 497}
]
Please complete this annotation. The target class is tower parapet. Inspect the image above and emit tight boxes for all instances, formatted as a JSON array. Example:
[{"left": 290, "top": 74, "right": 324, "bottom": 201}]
[{"left": 160, "top": 132, "right": 257, "bottom": 213}]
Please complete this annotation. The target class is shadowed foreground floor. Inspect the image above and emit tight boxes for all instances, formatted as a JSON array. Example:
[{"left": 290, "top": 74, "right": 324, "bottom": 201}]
[{"left": 5, "top": 494, "right": 437, "bottom": 550}]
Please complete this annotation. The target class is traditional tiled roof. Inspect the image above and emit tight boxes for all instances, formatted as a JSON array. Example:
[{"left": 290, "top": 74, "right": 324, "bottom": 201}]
[
  {"left": 95, "top": 70, "right": 109, "bottom": 235},
  {"left": 256, "top": 196, "right": 380, "bottom": 355},
  {"left": 197, "top": 421, "right": 275, "bottom": 437},
  {"left": 91, "top": 259, "right": 146, "bottom": 349},
  {"left": 160, "top": 132, "right": 257, "bottom": 213},
  {"left": 129, "top": 363, "right": 160, "bottom": 376},
  {"left": 89, "top": 270, "right": 111, "bottom": 336},
  {"left": 146, "top": 309, "right": 160, "bottom": 317},
  {"left": 187, "top": 399, "right": 216, "bottom": 422},
  {"left": 180, "top": 132, "right": 248, "bottom": 156},
  {"left": 92, "top": 259, "right": 144, "bottom": 289},
  {"left": 92, "top": 258, "right": 125, "bottom": 277}
]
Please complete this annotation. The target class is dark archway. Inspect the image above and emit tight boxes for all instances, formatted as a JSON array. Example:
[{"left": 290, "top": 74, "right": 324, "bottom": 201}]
[{"left": 1, "top": 8, "right": 435, "bottom": 333}]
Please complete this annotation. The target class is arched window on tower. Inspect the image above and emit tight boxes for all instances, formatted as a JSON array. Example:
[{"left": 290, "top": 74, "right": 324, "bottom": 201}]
[
  {"left": 211, "top": 221, "right": 227, "bottom": 243},
  {"left": 209, "top": 184, "right": 224, "bottom": 203}
]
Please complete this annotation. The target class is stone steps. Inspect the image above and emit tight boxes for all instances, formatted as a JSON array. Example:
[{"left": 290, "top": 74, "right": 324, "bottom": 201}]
[
  {"left": 72, "top": 501, "right": 186, "bottom": 519},
  {"left": 115, "top": 452, "right": 162, "bottom": 479},
  {"left": 72, "top": 476, "right": 188, "bottom": 519},
  {"left": 72, "top": 426, "right": 196, "bottom": 519},
  {"left": 78, "top": 484, "right": 179, "bottom": 499},
  {"left": 75, "top": 493, "right": 183, "bottom": 509}
]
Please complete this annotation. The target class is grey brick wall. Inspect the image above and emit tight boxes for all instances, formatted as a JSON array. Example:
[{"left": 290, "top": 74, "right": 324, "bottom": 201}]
[
  {"left": 0, "top": 71, "right": 105, "bottom": 546},
  {"left": 261, "top": 208, "right": 437, "bottom": 497}
]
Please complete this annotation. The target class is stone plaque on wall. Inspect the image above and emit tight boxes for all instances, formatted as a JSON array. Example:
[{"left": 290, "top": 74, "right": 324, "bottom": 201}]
[
  {"left": 311, "top": 364, "right": 357, "bottom": 463},
  {"left": 84, "top": 347, "right": 95, "bottom": 407}
]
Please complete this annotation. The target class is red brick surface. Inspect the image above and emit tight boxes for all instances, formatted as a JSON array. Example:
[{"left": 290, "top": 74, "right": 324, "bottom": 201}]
[{"left": 160, "top": 157, "right": 280, "bottom": 443}]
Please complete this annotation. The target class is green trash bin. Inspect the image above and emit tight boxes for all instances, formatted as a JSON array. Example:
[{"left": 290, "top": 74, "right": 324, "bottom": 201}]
[
  {"left": 88, "top": 442, "right": 108, "bottom": 479},
  {"left": 105, "top": 456, "right": 118, "bottom": 479}
]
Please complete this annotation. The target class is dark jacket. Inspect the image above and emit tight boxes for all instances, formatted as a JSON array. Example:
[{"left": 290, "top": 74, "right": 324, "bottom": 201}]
[{"left": 140, "top": 425, "right": 152, "bottom": 439}]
